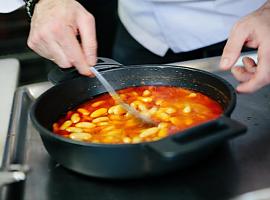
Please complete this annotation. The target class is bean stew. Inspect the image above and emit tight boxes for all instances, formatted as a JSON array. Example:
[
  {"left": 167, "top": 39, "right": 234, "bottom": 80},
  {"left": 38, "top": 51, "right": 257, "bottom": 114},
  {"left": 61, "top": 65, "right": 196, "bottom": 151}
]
[{"left": 52, "top": 86, "right": 223, "bottom": 144}]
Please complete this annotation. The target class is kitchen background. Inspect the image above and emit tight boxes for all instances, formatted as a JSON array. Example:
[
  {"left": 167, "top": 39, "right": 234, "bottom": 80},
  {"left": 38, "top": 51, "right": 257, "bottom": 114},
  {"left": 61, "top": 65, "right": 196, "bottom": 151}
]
[{"left": 0, "top": 0, "right": 118, "bottom": 86}]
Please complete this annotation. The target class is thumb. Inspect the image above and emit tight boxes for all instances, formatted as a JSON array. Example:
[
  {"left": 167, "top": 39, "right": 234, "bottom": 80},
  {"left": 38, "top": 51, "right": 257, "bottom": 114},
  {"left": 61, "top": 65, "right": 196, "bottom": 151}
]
[{"left": 220, "top": 23, "right": 249, "bottom": 70}]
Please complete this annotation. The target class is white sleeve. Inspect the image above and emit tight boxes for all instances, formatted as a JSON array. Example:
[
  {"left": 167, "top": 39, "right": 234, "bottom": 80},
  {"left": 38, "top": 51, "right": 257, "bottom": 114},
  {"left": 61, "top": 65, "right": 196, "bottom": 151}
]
[{"left": 0, "top": 0, "right": 25, "bottom": 13}]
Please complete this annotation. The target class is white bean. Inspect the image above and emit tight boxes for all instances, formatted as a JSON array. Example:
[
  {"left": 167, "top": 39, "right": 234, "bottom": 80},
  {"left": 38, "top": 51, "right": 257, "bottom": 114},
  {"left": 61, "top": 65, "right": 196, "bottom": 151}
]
[
  {"left": 90, "top": 108, "right": 108, "bottom": 118},
  {"left": 183, "top": 105, "right": 191, "bottom": 113},
  {"left": 70, "top": 132, "right": 92, "bottom": 141},
  {"left": 71, "top": 113, "right": 80, "bottom": 123},
  {"left": 92, "top": 117, "right": 109, "bottom": 123},
  {"left": 140, "top": 127, "right": 159, "bottom": 138},
  {"left": 142, "top": 90, "right": 151, "bottom": 96},
  {"left": 75, "top": 122, "right": 96, "bottom": 129},
  {"left": 60, "top": 120, "right": 72, "bottom": 130},
  {"left": 66, "top": 127, "right": 83, "bottom": 133},
  {"left": 77, "top": 108, "right": 90, "bottom": 116}
]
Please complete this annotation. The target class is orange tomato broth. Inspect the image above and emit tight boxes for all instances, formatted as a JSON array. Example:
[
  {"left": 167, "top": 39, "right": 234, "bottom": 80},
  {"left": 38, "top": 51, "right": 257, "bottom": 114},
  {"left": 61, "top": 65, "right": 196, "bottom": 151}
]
[{"left": 52, "top": 86, "right": 223, "bottom": 144}]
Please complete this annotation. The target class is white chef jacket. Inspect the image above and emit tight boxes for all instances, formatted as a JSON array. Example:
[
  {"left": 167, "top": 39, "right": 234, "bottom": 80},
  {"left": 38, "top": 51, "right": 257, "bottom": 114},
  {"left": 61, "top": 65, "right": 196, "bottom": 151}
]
[
  {"left": 119, "top": 0, "right": 267, "bottom": 56},
  {"left": 0, "top": 0, "right": 24, "bottom": 13},
  {"left": 1, "top": 0, "right": 267, "bottom": 56}
]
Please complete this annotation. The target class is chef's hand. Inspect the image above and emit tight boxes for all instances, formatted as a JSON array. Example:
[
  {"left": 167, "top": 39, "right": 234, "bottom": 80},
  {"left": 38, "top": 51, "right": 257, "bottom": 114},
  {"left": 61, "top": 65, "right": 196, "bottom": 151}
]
[
  {"left": 27, "top": 0, "right": 97, "bottom": 76},
  {"left": 220, "top": 1, "right": 270, "bottom": 93}
]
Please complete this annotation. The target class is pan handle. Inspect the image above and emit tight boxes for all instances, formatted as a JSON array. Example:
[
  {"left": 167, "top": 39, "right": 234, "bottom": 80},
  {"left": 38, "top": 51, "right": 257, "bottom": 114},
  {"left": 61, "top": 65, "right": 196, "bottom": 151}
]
[
  {"left": 145, "top": 116, "right": 247, "bottom": 160},
  {"left": 48, "top": 57, "right": 122, "bottom": 85}
]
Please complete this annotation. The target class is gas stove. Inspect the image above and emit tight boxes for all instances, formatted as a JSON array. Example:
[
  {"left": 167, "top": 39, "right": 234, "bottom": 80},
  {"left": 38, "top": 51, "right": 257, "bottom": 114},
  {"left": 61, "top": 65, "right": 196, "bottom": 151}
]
[{"left": 2, "top": 52, "right": 270, "bottom": 200}]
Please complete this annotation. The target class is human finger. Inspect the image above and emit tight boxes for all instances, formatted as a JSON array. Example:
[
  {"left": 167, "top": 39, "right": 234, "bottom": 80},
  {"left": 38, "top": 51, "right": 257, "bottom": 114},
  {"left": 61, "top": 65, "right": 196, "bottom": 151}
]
[
  {"left": 58, "top": 26, "right": 92, "bottom": 76},
  {"left": 242, "top": 56, "right": 257, "bottom": 73},
  {"left": 220, "top": 21, "right": 249, "bottom": 70},
  {"left": 236, "top": 45, "right": 270, "bottom": 93},
  {"left": 77, "top": 12, "right": 97, "bottom": 66},
  {"left": 231, "top": 66, "right": 253, "bottom": 83},
  {"left": 236, "top": 72, "right": 266, "bottom": 93}
]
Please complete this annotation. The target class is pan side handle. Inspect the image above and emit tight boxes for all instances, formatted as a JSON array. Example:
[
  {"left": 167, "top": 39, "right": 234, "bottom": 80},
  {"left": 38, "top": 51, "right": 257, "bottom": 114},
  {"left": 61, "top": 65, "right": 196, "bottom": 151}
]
[
  {"left": 48, "top": 57, "right": 122, "bottom": 85},
  {"left": 145, "top": 116, "right": 247, "bottom": 160}
]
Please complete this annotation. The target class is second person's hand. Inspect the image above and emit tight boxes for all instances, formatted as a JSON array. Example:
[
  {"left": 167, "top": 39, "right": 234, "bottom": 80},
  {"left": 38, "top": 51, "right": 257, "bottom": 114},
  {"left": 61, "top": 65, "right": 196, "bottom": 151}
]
[
  {"left": 220, "top": 1, "right": 270, "bottom": 93},
  {"left": 27, "top": 0, "right": 97, "bottom": 76}
]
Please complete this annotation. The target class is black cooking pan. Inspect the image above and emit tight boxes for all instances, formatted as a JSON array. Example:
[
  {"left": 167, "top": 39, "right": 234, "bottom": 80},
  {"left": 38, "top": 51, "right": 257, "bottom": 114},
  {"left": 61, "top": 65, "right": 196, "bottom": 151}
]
[{"left": 30, "top": 58, "right": 247, "bottom": 179}]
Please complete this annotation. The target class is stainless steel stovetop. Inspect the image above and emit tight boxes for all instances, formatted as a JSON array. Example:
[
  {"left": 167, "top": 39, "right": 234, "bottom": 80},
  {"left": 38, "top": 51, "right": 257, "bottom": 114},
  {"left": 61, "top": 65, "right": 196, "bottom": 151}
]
[{"left": 2, "top": 53, "right": 270, "bottom": 200}]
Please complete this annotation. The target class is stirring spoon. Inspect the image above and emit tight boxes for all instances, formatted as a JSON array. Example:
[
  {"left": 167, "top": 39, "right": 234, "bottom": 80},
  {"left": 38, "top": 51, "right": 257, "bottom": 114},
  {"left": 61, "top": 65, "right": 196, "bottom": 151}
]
[{"left": 89, "top": 67, "right": 156, "bottom": 126}]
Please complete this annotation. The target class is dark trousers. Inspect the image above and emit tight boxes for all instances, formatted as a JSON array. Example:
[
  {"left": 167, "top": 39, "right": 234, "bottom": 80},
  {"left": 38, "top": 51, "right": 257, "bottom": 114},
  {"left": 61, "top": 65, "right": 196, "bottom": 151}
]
[{"left": 112, "top": 21, "right": 227, "bottom": 65}]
